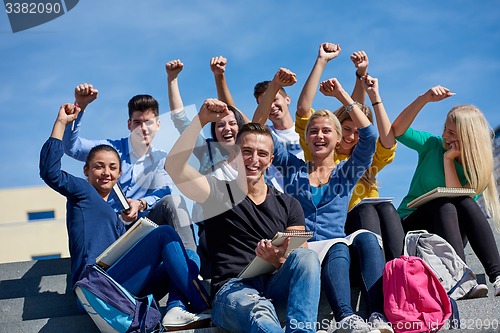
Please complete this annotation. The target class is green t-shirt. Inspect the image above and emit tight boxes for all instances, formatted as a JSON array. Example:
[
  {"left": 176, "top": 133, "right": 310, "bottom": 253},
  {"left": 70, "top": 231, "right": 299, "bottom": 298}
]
[{"left": 396, "top": 127, "right": 469, "bottom": 218}]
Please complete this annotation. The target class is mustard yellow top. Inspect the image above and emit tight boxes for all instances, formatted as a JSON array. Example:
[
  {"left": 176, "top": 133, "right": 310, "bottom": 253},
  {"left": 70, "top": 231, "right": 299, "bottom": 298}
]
[{"left": 295, "top": 109, "right": 397, "bottom": 210}]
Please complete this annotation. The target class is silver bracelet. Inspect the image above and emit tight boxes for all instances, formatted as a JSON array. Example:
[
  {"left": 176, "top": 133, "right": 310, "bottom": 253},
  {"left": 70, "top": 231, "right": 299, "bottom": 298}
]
[{"left": 345, "top": 102, "right": 357, "bottom": 113}]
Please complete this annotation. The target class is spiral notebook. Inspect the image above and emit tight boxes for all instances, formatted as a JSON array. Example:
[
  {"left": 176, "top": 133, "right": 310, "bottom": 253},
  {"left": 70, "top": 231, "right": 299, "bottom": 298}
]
[
  {"left": 96, "top": 217, "right": 158, "bottom": 269},
  {"left": 238, "top": 230, "right": 314, "bottom": 279},
  {"left": 407, "top": 187, "right": 476, "bottom": 208}
]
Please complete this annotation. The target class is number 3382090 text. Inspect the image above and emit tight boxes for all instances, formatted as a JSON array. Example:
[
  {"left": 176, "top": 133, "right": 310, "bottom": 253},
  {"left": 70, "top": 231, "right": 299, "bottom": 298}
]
[{"left": 5, "top": 2, "right": 61, "bottom": 14}]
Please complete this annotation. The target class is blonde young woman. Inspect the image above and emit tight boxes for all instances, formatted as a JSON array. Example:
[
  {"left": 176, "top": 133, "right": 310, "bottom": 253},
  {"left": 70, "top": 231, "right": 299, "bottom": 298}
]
[
  {"left": 255, "top": 71, "right": 393, "bottom": 333},
  {"left": 392, "top": 85, "right": 500, "bottom": 297},
  {"left": 295, "top": 43, "right": 404, "bottom": 261}
]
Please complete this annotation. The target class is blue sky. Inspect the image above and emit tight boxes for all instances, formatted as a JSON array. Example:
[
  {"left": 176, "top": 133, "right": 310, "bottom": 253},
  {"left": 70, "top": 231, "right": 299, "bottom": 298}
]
[{"left": 1, "top": 0, "right": 499, "bottom": 208}]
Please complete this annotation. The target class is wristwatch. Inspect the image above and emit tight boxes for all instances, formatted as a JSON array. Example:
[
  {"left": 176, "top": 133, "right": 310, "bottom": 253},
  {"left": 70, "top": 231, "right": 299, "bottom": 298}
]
[{"left": 138, "top": 199, "right": 147, "bottom": 212}]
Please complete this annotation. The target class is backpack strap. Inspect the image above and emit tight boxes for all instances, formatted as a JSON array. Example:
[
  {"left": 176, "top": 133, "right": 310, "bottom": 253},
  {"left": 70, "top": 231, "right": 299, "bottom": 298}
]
[
  {"left": 139, "top": 294, "right": 163, "bottom": 333},
  {"left": 448, "top": 297, "right": 460, "bottom": 329},
  {"left": 206, "top": 140, "right": 217, "bottom": 173},
  {"left": 448, "top": 267, "right": 474, "bottom": 296},
  {"left": 225, "top": 181, "right": 235, "bottom": 206}
]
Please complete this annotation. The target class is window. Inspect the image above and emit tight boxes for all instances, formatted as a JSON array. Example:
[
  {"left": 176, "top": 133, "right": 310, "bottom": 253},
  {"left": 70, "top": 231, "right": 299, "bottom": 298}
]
[
  {"left": 32, "top": 254, "right": 61, "bottom": 261},
  {"left": 27, "top": 210, "right": 55, "bottom": 221}
]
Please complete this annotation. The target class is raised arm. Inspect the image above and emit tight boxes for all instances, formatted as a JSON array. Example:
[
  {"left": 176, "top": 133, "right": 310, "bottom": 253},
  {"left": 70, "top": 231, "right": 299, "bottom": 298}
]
[
  {"left": 392, "top": 85, "right": 455, "bottom": 137},
  {"left": 165, "top": 59, "right": 212, "bottom": 164},
  {"left": 41, "top": 103, "right": 84, "bottom": 197},
  {"left": 252, "top": 68, "right": 297, "bottom": 125},
  {"left": 165, "top": 99, "right": 230, "bottom": 203},
  {"left": 320, "top": 78, "right": 371, "bottom": 129},
  {"left": 62, "top": 83, "right": 104, "bottom": 161},
  {"left": 74, "top": 83, "right": 98, "bottom": 114},
  {"left": 165, "top": 59, "right": 184, "bottom": 113},
  {"left": 210, "top": 56, "right": 251, "bottom": 123},
  {"left": 52, "top": 104, "right": 82, "bottom": 140},
  {"left": 361, "top": 75, "right": 395, "bottom": 148},
  {"left": 350, "top": 51, "right": 369, "bottom": 104},
  {"left": 297, "top": 42, "right": 341, "bottom": 117},
  {"left": 210, "top": 56, "right": 233, "bottom": 105}
]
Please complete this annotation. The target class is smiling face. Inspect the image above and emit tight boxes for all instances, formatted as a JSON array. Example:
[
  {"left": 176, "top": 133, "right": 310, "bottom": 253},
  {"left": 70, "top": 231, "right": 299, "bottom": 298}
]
[
  {"left": 236, "top": 132, "right": 274, "bottom": 183},
  {"left": 306, "top": 116, "right": 341, "bottom": 159},
  {"left": 214, "top": 111, "right": 239, "bottom": 147},
  {"left": 443, "top": 117, "right": 459, "bottom": 149},
  {"left": 338, "top": 119, "right": 359, "bottom": 153},
  {"left": 84, "top": 150, "right": 121, "bottom": 198},
  {"left": 257, "top": 91, "right": 291, "bottom": 123},
  {"left": 127, "top": 109, "right": 160, "bottom": 147}
]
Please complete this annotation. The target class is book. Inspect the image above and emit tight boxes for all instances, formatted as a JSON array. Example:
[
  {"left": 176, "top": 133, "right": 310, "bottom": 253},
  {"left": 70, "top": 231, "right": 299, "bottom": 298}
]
[
  {"left": 96, "top": 217, "right": 158, "bottom": 269},
  {"left": 238, "top": 230, "right": 314, "bottom": 279},
  {"left": 407, "top": 187, "right": 476, "bottom": 209},
  {"left": 113, "top": 183, "right": 131, "bottom": 212},
  {"left": 350, "top": 197, "right": 393, "bottom": 211},
  {"left": 308, "top": 229, "right": 382, "bottom": 264}
]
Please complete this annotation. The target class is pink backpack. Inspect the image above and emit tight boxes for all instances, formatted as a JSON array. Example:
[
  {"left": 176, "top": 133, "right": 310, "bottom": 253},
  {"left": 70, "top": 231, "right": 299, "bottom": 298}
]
[{"left": 383, "top": 256, "right": 454, "bottom": 333}]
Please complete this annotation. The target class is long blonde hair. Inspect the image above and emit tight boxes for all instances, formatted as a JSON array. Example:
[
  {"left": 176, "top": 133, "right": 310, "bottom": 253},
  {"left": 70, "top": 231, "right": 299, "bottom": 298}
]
[
  {"left": 447, "top": 105, "right": 500, "bottom": 230},
  {"left": 334, "top": 103, "right": 377, "bottom": 189}
]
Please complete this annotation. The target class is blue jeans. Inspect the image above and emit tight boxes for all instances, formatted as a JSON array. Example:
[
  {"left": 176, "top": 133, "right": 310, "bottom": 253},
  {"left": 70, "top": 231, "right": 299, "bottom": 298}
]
[
  {"left": 212, "top": 248, "right": 321, "bottom": 333},
  {"left": 107, "top": 225, "right": 210, "bottom": 313},
  {"left": 321, "top": 232, "right": 385, "bottom": 321}
]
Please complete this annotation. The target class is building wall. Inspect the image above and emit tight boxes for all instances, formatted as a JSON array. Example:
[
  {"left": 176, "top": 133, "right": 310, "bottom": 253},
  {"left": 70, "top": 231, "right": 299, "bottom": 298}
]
[{"left": 0, "top": 186, "right": 70, "bottom": 263}]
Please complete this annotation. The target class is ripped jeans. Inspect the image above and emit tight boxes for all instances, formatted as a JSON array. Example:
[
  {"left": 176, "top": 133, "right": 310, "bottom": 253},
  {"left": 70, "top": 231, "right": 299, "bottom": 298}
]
[{"left": 212, "top": 248, "right": 321, "bottom": 333}]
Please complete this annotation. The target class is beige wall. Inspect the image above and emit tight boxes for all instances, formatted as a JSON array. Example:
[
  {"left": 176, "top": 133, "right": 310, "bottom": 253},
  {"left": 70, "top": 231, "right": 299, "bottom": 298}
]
[
  {"left": 0, "top": 186, "right": 70, "bottom": 263},
  {"left": 0, "top": 186, "right": 67, "bottom": 223}
]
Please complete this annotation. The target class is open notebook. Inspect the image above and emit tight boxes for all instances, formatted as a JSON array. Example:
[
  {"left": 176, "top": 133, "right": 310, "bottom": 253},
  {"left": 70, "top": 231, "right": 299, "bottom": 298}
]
[
  {"left": 308, "top": 229, "right": 382, "bottom": 264},
  {"left": 238, "top": 230, "right": 313, "bottom": 279},
  {"left": 96, "top": 217, "right": 158, "bottom": 269},
  {"left": 407, "top": 187, "right": 475, "bottom": 208}
]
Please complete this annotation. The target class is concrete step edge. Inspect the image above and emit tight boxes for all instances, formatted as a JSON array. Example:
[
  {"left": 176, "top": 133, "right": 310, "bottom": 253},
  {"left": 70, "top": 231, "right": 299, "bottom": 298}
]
[{"left": 0, "top": 258, "right": 71, "bottom": 280}]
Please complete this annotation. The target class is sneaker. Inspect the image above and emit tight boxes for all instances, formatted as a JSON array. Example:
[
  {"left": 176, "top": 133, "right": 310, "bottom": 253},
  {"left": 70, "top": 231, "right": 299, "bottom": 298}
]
[
  {"left": 461, "top": 283, "right": 489, "bottom": 299},
  {"left": 368, "top": 312, "right": 394, "bottom": 333},
  {"left": 494, "top": 276, "right": 500, "bottom": 296},
  {"left": 332, "top": 314, "right": 381, "bottom": 333},
  {"left": 162, "top": 306, "right": 211, "bottom": 331}
]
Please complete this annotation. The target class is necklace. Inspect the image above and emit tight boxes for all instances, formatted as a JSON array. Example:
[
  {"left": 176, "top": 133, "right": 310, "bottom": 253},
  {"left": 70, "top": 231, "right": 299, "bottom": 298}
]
[{"left": 311, "top": 164, "right": 334, "bottom": 187}]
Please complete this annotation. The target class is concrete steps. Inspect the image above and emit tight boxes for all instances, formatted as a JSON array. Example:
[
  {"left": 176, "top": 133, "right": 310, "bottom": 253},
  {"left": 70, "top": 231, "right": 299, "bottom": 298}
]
[
  {"left": 0, "top": 258, "right": 225, "bottom": 333},
  {"left": 0, "top": 258, "right": 93, "bottom": 332},
  {"left": 1, "top": 229, "right": 499, "bottom": 333}
]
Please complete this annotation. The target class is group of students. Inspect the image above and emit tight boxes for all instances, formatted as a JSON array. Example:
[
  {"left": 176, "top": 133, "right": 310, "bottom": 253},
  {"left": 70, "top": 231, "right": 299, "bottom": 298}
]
[{"left": 39, "top": 42, "right": 500, "bottom": 333}]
